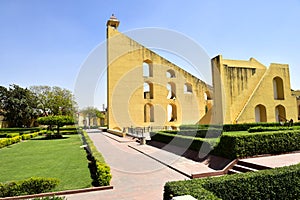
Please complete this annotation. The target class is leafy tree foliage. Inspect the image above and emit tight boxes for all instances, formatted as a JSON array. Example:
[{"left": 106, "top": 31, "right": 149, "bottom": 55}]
[
  {"left": 30, "top": 86, "right": 77, "bottom": 116},
  {"left": 37, "top": 115, "right": 75, "bottom": 134},
  {"left": 0, "top": 85, "right": 38, "bottom": 127},
  {"left": 80, "top": 107, "right": 104, "bottom": 127}
]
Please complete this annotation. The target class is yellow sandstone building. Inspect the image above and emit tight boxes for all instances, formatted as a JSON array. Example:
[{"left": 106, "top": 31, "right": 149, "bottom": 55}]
[{"left": 106, "top": 15, "right": 299, "bottom": 131}]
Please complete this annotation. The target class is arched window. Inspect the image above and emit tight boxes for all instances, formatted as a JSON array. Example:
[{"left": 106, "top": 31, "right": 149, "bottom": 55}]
[
  {"left": 144, "top": 104, "right": 154, "bottom": 122},
  {"left": 204, "top": 91, "right": 212, "bottom": 100},
  {"left": 143, "top": 60, "right": 153, "bottom": 77},
  {"left": 184, "top": 83, "right": 193, "bottom": 93},
  {"left": 255, "top": 104, "right": 267, "bottom": 122},
  {"left": 167, "top": 82, "right": 176, "bottom": 99},
  {"left": 167, "top": 104, "right": 177, "bottom": 122},
  {"left": 166, "top": 69, "right": 176, "bottom": 78},
  {"left": 273, "top": 77, "right": 284, "bottom": 100},
  {"left": 144, "top": 82, "right": 153, "bottom": 99},
  {"left": 275, "top": 105, "right": 286, "bottom": 122}
]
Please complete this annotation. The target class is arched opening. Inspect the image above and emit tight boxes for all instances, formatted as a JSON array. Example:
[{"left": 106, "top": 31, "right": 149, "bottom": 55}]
[
  {"left": 144, "top": 104, "right": 154, "bottom": 122},
  {"left": 204, "top": 91, "right": 212, "bottom": 100},
  {"left": 275, "top": 105, "right": 286, "bottom": 122},
  {"left": 255, "top": 104, "right": 267, "bottom": 122},
  {"left": 144, "top": 82, "right": 153, "bottom": 99},
  {"left": 273, "top": 77, "right": 284, "bottom": 100},
  {"left": 167, "top": 104, "right": 177, "bottom": 122},
  {"left": 166, "top": 69, "right": 176, "bottom": 78},
  {"left": 167, "top": 82, "right": 176, "bottom": 99},
  {"left": 143, "top": 60, "right": 153, "bottom": 77},
  {"left": 184, "top": 83, "right": 193, "bottom": 93}
]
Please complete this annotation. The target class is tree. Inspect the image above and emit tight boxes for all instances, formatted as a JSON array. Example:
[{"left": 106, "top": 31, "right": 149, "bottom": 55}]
[
  {"left": 30, "top": 86, "right": 77, "bottom": 116},
  {"left": 0, "top": 85, "right": 38, "bottom": 127},
  {"left": 80, "top": 107, "right": 104, "bottom": 127},
  {"left": 37, "top": 115, "right": 75, "bottom": 136}
]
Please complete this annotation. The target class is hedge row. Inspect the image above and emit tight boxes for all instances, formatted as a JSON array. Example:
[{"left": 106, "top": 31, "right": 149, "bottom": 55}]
[
  {"left": 179, "top": 122, "right": 300, "bottom": 132},
  {"left": 212, "top": 130, "right": 300, "bottom": 159},
  {"left": 0, "top": 132, "right": 40, "bottom": 149},
  {"left": 161, "top": 129, "right": 223, "bottom": 138},
  {"left": 81, "top": 131, "right": 112, "bottom": 186},
  {"left": 164, "top": 163, "right": 300, "bottom": 200},
  {"left": 248, "top": 126, "right": 300, "bottom": 133},
  {"left": 150, "top": 132, "right": 213, "bottom": 152},
  {"left": 0, "top": 127, "right": 41, "bottom": 133},
  {"left": 0, "top": 177, "right": 59, "bottom": 197}
]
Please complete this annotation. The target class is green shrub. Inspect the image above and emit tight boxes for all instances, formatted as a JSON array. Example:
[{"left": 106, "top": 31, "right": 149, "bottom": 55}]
[
  {"left": 213, "top": 130, "right": 300, "bottom": 159},
  {"left": 81, "top": 131, "right": 111, "bottom": 186},
  {"left": 0, "top": 177, "right": 59, "bottom": 197},
  {"left": 0, "top": 127, "right": 41, "bottom": 133},
  {"left": 162, "top": 129, "right": 222, "bottom": 138},
  {"left": 164, "top": 163, "right": 300, "bottom": 200},
  {"left": 248, "top": 126, "right": 300, "bottom": 133},
  {"left": 150, "top": 131, "right": 213, "bottom": 152},
  {"left": 6, "top": 133, "right": 19, "bottom": 138}
]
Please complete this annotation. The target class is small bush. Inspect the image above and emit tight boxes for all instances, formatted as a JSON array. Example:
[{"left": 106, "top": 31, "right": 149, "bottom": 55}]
[
  {"left": 0, "top": 136, "right": 21, "bottom": 149},
  {"left": 0, "top": 177, "right": 59, "bottom": 197},
  {"left": 0, "top": 127, "right": 41, "bottom": 133},
  {"left": 213, "top": 130, "right": 300, "bottom": 159}
]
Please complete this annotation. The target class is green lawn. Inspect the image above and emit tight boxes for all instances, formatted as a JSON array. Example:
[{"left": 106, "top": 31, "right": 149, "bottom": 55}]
[{"left": 0, "top": 135, "right": 91, "bottom": 191}]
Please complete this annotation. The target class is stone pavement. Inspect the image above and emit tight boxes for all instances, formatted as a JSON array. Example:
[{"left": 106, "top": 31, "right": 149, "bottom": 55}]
[
  {"left": 66, "top": 130, "right": 188, "bottom": 200},
  {"left": 241, "top": 151, "right": 300, "bottom": 168}
]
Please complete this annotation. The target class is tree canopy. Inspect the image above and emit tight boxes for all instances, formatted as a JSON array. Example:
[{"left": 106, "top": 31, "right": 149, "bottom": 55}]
[
  {"left": 30, "top": 85, "right": 77, "bottom": 116},
  {"left": 37, "top": 115, "right": 75, "bottom": 134},
  {"left": 0, "top": 85, "right": 38, "bottom": 127},
  {"left": 0, "top": 84, "right": 78, "bottom": 128}
]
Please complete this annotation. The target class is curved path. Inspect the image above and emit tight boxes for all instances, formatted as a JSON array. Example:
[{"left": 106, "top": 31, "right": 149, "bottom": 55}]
[{"left": 66, "top": 130, "right": 187, "bottom": 200}]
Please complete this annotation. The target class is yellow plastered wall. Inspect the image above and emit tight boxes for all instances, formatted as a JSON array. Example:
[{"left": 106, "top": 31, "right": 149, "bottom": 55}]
[
  {"left": 212, "top": 55, "right": 298, "bottom": 124},
  {"left": 106, "top": 19, "right": 211, "bottom": 130}
]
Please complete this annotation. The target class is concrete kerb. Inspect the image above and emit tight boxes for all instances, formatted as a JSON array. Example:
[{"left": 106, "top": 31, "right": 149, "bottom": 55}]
[{"left": 0, "top": 186, "right": 113, "bottom": 200}]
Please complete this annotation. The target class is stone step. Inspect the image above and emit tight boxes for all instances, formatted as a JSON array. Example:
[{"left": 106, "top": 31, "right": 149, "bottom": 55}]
[
  {"left": 232, "top": 164, "right": 257, "bottom": 173},
  {"left": 238, "top": 160, "right": 272, "bottom": 170},
  {"left": 228, "top": 169, "right": 241, "bottom": 174}
]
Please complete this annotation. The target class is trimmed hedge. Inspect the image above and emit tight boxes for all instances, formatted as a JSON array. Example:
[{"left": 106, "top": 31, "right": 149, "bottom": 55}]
[
  {"left": 213, "top": 130, "right": 300, "bottom": 159},
  {"left": 179, "top": 122, "right": 300, "bottom": 132},
  {"left": 0, "top": 127, "right": 41, "bottom": 133},
  {"left": 0, "top": 177, "right": 59, "bottom": 197},
  {"left": 0, "top": 132, "right": 40, "bottom": 149},
  {"left": 164, "top": 163, "right": 300, "bottom": 200},
  {"left": 248, "top": 126, "right": 300, "bottom": 133},
  {"left": 161, "top": 129, "right": 223, "bottom": 138},
  {"left": 81, "top": 131, "right": 112, "bottom": 186},
  {"left": 150, "top": 131, "right": 213, "bottom": 152},
  {"left": 0, "top": 136, "right": 21, "bottom": 148}
]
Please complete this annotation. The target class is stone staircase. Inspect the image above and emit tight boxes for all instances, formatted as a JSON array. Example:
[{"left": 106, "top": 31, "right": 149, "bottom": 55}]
[{"left": 228, "top": 160, "right": 272, "bottom": 174}]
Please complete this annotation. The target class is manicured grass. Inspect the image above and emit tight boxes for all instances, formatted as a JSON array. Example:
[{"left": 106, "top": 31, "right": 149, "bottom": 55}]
[{"left": 0, "top": 135, "right": 91, "bottom": 191}]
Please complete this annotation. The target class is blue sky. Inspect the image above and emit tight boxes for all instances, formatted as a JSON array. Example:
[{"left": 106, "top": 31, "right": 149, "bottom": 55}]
[{"left": 1, "top": 0, "right": 300, "bottom": 109}]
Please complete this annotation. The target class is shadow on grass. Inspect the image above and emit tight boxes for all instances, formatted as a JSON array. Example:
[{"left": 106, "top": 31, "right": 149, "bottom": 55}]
[{"left": 31, "top": 136, "right": 70, "bottom": 141}]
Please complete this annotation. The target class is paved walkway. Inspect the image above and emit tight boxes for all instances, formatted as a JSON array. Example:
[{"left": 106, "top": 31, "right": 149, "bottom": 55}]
[
  {"left": 241, "top": 152, "right": 300, "bottom": 168},
  {"left": 66, "top": 130, "right": 188, "bottom": 200}
]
